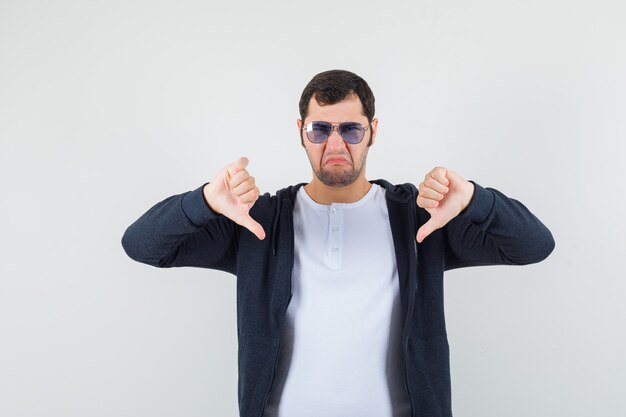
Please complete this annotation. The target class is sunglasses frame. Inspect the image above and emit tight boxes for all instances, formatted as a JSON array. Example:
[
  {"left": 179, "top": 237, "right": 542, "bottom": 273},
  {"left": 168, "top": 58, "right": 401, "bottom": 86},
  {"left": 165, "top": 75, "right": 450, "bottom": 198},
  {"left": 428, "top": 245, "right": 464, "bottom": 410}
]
[{"left": 301, "top": 120, "right": 373, "bottom": 145}]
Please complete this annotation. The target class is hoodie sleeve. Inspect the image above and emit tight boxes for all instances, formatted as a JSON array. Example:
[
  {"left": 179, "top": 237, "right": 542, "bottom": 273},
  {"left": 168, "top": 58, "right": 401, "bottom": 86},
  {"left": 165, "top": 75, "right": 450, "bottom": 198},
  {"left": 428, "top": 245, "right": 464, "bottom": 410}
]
[
  {"left": 121, "top": 183, "right": 238, "bottom": 274},
  {"left": 442, "top": 181, "right": 555, "bottom": 270}
]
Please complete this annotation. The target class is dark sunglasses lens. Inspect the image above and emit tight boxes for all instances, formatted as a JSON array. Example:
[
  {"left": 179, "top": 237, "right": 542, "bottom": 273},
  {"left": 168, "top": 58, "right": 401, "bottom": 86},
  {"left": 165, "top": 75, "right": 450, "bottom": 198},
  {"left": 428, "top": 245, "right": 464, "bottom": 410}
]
[
  {"left": 340, "top": 123, "right": 365, "bottom": 144},
  {"left": 306, "top": 122, "right": 332, "bottom": 143}
]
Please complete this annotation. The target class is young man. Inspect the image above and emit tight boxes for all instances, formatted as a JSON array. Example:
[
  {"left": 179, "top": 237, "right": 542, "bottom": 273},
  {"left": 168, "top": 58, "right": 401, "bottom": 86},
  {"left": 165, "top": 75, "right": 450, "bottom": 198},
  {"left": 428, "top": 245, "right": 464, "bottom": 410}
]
[{"left": 122, "top": 69, "right": 555, "bottom": 417}]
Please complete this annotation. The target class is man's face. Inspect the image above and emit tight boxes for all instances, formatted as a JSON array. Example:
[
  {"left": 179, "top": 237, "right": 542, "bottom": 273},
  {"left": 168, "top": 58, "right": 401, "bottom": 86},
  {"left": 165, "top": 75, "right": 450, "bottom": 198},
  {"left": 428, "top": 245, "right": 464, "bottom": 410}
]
[{"left": 297, "top": 94, "right": 378, "bottom": 187}]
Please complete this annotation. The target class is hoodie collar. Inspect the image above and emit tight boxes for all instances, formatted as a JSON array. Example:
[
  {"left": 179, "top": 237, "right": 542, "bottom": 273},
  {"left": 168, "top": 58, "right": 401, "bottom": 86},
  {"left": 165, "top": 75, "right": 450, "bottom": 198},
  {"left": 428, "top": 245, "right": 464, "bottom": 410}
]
[{"left": 270, "top": 179, "right": 416, "bottom": 256}]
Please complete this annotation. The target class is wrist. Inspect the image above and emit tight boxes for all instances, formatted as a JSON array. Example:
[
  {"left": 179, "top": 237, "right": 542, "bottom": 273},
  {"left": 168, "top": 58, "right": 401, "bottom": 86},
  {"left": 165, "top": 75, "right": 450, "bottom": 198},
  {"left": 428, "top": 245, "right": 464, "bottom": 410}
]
[
  {"left": 460, "top": 180, "right": 475, "bottom": 213},
  {"left": 202, "top": 182, "right": 222, "bottom": 214}
]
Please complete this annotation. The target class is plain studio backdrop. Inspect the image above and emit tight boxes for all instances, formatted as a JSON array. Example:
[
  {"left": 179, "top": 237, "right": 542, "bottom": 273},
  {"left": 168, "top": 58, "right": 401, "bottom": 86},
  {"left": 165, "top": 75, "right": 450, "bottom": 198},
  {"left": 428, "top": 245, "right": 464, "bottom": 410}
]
[{"left": 1, "top": 0, "right": 624, "bottom": 416}]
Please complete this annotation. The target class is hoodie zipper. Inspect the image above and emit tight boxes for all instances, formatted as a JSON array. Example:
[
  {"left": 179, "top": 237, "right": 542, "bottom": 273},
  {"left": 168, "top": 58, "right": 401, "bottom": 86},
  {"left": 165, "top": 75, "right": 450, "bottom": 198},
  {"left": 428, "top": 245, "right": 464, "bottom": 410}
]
[{"left": 402, "top": 212, "right": 419, "bottom": 417}]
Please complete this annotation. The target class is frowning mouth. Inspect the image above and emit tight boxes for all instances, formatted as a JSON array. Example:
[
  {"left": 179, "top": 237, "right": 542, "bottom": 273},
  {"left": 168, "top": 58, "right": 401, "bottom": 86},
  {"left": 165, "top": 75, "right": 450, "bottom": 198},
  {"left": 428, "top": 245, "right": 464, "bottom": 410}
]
[
  {"left": 323, "top": 154, "right": 351, "bottom": 165},
  {"left": 325, "top": 158, "right": 349, "bottom": 165}
]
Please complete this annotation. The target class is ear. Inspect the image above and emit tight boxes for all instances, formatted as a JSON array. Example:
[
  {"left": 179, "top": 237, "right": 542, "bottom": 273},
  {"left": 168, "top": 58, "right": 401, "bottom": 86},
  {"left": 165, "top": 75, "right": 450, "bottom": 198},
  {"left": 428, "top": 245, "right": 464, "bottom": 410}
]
[
  {"left": 297, "top": 119, "right": 305, "bottom": 147},
  {"left": 369, "top": 118, "right": 378, "bottom": 147}
]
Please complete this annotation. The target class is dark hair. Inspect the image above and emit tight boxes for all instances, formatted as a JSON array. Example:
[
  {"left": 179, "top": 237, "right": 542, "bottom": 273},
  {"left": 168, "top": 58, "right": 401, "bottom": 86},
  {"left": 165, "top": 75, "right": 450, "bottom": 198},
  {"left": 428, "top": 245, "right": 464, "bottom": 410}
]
[{"left": 299, "top": 69, "right": 375, "bottom": 124}]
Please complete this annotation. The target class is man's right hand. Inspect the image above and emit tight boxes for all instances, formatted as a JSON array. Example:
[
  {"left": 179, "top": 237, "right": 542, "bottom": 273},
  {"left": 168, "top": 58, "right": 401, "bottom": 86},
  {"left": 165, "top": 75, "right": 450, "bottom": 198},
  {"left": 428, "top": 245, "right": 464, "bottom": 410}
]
[{"left": 203, "top": 157, "right": 266, "bottom": 240}]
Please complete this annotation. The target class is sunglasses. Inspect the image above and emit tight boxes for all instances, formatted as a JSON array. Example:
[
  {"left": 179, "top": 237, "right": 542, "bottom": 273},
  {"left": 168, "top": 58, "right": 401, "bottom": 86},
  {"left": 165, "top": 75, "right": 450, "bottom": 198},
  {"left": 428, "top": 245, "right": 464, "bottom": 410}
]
[{"left": 302, "top": 121, "right": 372, "bottom": 144}]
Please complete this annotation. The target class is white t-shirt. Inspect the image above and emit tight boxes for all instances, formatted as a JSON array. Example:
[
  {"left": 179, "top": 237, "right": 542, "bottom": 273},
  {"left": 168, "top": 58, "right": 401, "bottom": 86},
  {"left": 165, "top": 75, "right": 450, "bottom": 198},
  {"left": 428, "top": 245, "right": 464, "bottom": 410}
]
[{"left": 263, "top": 184, "right": 411, "bottom": 417}]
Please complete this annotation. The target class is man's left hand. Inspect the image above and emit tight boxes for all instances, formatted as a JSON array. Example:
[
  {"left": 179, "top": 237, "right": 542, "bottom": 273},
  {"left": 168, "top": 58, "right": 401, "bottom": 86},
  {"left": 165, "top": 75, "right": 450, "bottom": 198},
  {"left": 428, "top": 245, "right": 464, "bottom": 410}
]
[{"left": 416, "top": 167, "right": 475, "bottom": 243}]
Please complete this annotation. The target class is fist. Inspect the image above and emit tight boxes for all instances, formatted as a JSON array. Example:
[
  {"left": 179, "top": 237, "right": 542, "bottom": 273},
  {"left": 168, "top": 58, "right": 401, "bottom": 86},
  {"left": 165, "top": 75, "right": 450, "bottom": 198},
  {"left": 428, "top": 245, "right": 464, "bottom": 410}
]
[
  {"left": 203, "top": 157, "right": 265, "bottom": 240},
  {"left": 416, "top": 166, "right": 475, "bottom": 243}
]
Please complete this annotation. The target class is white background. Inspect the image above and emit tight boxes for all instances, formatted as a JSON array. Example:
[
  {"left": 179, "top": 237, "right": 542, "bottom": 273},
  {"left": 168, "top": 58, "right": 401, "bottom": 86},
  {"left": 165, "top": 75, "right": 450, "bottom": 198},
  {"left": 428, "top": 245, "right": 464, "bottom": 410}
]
[{"left": 1, "top": 0, "right": 624, "bottom": 416}]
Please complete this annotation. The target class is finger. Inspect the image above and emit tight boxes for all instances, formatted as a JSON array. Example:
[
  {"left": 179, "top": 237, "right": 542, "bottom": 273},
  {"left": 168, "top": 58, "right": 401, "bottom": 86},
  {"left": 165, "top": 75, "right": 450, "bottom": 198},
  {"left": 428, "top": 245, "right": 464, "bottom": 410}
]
[
  {"left": 416, "top": 219, "right": 441, "bottom": 243},
  {"left": 416, "top": 195, "right": 440, "bottom": 209},
  {"left": 422, "top": 178, "right": 449, "bottom": 194},
  {"left": 228, "top": 156, "right": 249, "bottom": 175},
  {"left": 231, "top": 173, "right": 254, "bottom": 193},
  {"left": 229, "top": 170, "right": 250, "bottom": 190},
  {"left": 235, "top": 213, "right": 266, "bottom": 240},
  {"left": 429, "top": 167, "right": 449, "bottom": 186},
  {"left": 237, "top": 187, "right": 260, "bottom": 204},
  {"left": 418, "top": 186, "right": 445, "bottom": 201}
]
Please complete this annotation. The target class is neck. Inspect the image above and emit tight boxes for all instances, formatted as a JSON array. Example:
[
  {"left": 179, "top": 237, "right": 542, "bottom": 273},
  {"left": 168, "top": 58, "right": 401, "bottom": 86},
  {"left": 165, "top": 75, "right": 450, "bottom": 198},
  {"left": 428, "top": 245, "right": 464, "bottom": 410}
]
[{"left": 304, "top": 175, "right": 372, "bottom": 205}]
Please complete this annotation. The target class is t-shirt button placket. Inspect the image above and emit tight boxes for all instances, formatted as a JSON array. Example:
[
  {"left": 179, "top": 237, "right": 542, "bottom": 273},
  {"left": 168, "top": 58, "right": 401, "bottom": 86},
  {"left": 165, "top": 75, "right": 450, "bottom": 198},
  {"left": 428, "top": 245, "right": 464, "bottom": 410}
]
[{"left": 329, "top": 205, "right": 342, "bottom": 268}]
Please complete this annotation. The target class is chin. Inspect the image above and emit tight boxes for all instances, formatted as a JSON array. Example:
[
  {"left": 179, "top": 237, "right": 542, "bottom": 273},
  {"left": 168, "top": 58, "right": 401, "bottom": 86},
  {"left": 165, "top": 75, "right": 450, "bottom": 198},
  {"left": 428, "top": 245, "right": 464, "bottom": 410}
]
[{"left": 316, "top": 168, "right": 360, "bottom": 187}]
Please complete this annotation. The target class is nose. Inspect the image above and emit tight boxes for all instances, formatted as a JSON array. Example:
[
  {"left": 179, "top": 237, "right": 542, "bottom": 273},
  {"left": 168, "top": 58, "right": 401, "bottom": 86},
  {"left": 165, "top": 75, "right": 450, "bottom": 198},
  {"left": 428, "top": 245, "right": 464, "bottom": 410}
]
[{"left": 325, "top": 128, "right": 346, "bottom": 150}]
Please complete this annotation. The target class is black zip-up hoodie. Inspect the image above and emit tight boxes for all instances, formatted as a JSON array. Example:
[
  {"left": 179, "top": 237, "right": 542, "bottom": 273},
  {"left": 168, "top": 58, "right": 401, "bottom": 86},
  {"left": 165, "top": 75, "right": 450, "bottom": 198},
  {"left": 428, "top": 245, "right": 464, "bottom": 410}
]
[{"left": 121, "top": 179, "right": 555, "bottom": 417}]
